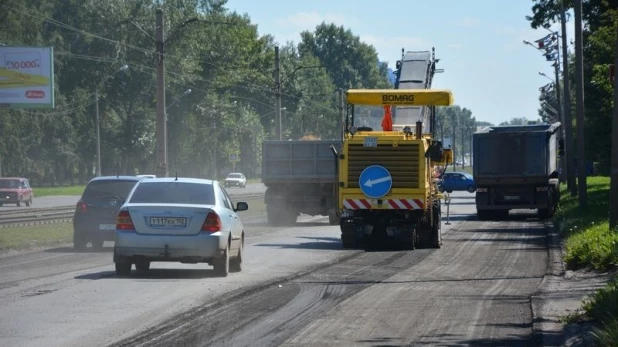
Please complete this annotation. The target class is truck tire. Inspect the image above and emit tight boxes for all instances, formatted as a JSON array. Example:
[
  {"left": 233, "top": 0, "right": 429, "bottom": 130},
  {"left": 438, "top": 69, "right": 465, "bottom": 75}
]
[
  {"left": 432, "top": 201, "right": 442, "bottom": 248},
  {"left": 477, "top": 210, "right": 491, "bottom": 221},
  {"left": 538, "top": 208, "right": 550, "bottom": 219},
  {"left": 328, "top": 214, "right": 339, "bottom": 225}
]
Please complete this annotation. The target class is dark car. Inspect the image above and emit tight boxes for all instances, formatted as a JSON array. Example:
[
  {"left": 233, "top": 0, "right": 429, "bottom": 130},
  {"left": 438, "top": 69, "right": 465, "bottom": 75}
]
[
  {"left": 438, "top": 172, "right": 476, "bottom": 193},
  {"left": 73, "top": 176, "right": 144, "bottom": 250}
]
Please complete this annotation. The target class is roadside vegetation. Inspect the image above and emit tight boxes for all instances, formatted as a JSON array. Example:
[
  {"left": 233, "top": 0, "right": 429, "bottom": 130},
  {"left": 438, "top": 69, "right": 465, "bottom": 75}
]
[
  {"left": 34, "top": 185, "right": 85, "bottom": 197},
  {"left": 555, "top": 176, "right": 618, "bottom": 345},
  {"left": 556, "top": 177, "right": 618, "bottom": 270},
  {"left": 0, "top": 222, "right": 73, "bottom": 252}
]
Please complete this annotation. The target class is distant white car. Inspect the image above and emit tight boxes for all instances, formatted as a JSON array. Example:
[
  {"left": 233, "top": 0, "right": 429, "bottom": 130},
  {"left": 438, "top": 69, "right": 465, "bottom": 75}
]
[
  {"left": 224, "top": 173, "right": 246, "bottom": 188},
  {"left": 136, "top": 174, "right": 157, "bottom": 178},
  {"left": 113, "top": 177, "right": 248, "bottom": 277}
]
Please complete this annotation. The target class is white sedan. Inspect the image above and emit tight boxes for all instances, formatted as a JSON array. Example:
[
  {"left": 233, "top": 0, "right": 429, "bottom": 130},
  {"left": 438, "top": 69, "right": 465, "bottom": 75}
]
[
  {"left": 224, "top": 173, "right": 246, "bottom": 188},
  {"left": 113, "top": 177, "right": 247, "bottom": 277}
]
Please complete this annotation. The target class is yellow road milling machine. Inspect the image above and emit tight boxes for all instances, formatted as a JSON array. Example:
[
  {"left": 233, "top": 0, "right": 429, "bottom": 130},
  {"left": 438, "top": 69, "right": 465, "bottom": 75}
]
[{"left": 335, "top": 89, "right": 454, "bottom": 250}]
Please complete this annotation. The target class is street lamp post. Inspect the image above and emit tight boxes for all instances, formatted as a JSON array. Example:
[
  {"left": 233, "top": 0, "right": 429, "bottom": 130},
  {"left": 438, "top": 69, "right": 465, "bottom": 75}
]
[{"left": 95, "top": 64, "right": 128, "bottom": 176}]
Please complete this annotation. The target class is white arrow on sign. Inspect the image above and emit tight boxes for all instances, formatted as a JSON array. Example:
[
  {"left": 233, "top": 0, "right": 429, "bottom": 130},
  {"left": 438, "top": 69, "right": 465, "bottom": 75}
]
[{"left": 364, "top": 176, "right": 392, "bottom": 187}]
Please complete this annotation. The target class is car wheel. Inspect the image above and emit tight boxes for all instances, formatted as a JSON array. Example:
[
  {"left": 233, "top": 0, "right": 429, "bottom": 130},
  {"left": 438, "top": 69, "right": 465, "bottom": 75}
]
[
  {"left": 26, "top": 198, "right": 31, "bottom": 207},
  {"left": 115, "top": 261, "right": 132, "bottom": 276},
  {"left": 16, "top": 202, "right": 21, "bottom": 207},
  {"left": 230, "top": 236, "right": 243, "bottom": 273},
  {"left": 135, "top": 260, "right": 150, "bottom": 272},
  {"left": 73, "top": 232, "right": 87, "bottom": 250},
  {"left": 213, "top": 242, "right": 230, "bottom": 277},
  {"left": 91, "top": 238, "right": 104, "bottom": 250},
  {"left": 467, "top": 185, "right": 476, "bottom": 193}
]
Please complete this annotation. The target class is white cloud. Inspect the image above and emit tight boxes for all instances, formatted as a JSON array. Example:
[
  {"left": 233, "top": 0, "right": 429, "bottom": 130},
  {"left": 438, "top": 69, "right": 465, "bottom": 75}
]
[
  {"left": 458, "top": 17, "right": 481, "bottom": 28},
  {"left": 361, "top": 35, "right": 428, "bottom": 64}
]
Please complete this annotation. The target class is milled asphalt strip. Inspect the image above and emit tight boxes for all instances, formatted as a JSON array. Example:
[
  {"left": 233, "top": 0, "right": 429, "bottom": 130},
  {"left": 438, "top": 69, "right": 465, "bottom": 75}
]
[
  {"left": 109, "top": 249, "right": 364, "bottom": 347},
  {"left": 530, "top": 220, "right": 568, "bottom": 346}
]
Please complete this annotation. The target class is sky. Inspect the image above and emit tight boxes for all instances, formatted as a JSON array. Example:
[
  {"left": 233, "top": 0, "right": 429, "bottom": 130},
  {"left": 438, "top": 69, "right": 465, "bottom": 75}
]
[{"left": 226, "top": 0, "right": 576, "bottom": 126}]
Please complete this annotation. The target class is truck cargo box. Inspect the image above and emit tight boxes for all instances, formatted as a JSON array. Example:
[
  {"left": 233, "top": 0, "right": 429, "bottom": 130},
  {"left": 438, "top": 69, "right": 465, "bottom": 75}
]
[
  {"left": 261, "top": 140, "right": 341, "bottom": 185},
  {"left": 473, "top": 123, "right": 561, "bottom": 182}
]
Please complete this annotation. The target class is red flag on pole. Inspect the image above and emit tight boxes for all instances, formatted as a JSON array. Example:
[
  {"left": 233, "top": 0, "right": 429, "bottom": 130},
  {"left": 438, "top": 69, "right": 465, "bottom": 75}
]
[{"left": 381, "top": 105, "right": 393, "bottom": 131}]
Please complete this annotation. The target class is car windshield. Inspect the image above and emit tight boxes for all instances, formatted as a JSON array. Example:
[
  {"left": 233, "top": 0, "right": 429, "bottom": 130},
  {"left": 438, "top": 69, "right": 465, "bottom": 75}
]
[
  {"left": 228, "top": 174, "right": 242, "bottom": 179},
  {"left": 82, "top": 180, "right": 138, "bottom": 201},
  {"left": 129, "top": 182, "right": 216, "bottom": 205},
  {"left": 0, "top": 180, "right": 21, "bottom": 189}
]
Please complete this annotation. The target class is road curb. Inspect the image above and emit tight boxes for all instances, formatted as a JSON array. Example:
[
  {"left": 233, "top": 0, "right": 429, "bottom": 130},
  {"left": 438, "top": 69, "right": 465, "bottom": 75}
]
[{"left": 530, "top": 219, "right": 566, "bottom": 346}]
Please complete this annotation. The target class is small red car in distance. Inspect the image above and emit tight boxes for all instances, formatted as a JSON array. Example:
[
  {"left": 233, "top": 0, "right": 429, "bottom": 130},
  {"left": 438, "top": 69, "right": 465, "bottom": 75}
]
[{"left": 0, "top": 177, "right": 34, "bottom": 207}]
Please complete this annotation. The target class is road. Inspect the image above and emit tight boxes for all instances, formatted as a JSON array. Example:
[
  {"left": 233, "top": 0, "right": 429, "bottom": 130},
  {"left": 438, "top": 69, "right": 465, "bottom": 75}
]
[
  {"left": 0, "top": 183, "right": 266, "bottom": 212},
  {"left": 0, "top": 192, "right": 550, "bottom": 347}
]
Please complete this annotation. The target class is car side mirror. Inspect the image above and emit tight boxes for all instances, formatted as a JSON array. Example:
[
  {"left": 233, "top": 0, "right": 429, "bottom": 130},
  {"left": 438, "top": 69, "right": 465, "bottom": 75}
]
[{"left": 235, "top": 202, "right": 248, "bottom": 212}]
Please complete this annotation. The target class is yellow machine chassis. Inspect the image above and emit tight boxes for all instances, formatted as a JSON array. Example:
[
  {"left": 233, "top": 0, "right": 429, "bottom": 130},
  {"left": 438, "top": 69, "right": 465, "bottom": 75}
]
[{"left": 339, "top": 88, "right": 454, "bottom": 213}]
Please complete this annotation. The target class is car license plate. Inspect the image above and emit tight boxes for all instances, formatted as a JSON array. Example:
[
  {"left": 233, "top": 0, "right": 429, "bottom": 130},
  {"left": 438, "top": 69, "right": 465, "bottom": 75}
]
[
  {"left": 149, "top": 217, "right": 187, "bottom": 227},
  {"left": 504, "top": 196, "right": 519, "bottom": 201},
  {"left": 363, "top": 136, "right": 378, "bottom": 147},
  {"left": 99, "top": 224, "right": 116, "bottom": 230}
]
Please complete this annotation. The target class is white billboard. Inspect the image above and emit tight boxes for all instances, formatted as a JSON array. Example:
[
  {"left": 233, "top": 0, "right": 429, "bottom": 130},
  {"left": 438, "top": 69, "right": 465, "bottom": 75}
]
[{"left": 0, "top": 46, "right": 54, "bottom": 108}]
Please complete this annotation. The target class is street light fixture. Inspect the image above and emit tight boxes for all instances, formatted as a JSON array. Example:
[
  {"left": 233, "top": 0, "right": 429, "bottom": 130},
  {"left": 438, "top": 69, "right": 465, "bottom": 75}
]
[{"left": 95, "top": 64, "right": 129, "bottom": 176}]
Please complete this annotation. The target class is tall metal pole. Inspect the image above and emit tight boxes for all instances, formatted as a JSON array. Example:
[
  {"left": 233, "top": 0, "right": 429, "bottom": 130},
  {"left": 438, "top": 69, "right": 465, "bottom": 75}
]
[
  {"left": 155, "top": 9, "right": 168, "bottom": 177},
  {"left": 553, "top": 62, "right": 565, "bottom": 182},
  {"left": 338, "top": 88, "right": 344, "bottom": 140},
  {"left": 274, "top": 46, "right": 282, "bottom": 140},
  {"left": 95, "top": 90, "right": 101, "bottom": 177},
  {"left": 561, "top": 0, "right": 577, "bottom": 196},
  {"left": 609, "top": 19, "right": 618, "bottom": 229},
  {"left": 574, "top": 0, "right": 587, "bottom": 207}
]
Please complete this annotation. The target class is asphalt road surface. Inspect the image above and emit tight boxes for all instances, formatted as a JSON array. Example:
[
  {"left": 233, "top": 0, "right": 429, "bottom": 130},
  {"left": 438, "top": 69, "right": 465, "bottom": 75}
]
[
  {"left": 0, "top": 183, "right": 266, "bottom": 212},
  {"left": 0, "top": 191, "right": 549, "bottom": 347}
]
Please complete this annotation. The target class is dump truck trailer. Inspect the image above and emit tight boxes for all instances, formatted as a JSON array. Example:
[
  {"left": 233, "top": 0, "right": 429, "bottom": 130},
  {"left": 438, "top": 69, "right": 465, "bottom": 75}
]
[
  {"left": 262, "top": 140, "right": 340, "bottom": 226},
  {"left": 473, "top": 122, "right": 562, "bottom": 219}
]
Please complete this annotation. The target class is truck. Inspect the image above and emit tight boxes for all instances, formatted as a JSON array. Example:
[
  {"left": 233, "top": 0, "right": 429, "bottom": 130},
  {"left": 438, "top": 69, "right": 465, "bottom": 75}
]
[
  {"left": 472, "top": 122, "right": 562, "bottom": 220},
  {"left": 337, "top": 88, "right": 454, "bottom": 250},
  {"left": 262, "top": 140, "right": 340, "bottom": 226}
]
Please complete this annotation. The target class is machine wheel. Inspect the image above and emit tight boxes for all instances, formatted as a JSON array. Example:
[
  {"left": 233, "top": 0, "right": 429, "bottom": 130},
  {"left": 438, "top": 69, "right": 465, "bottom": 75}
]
[{"left": 432, "top": 201, "right": 442, "bottom": 248}]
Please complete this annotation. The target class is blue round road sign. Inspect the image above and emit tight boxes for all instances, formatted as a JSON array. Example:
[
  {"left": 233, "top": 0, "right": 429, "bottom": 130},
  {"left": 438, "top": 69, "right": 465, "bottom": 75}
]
[{"left": 359, "top": 165, "right": 392, "bottom": 199}]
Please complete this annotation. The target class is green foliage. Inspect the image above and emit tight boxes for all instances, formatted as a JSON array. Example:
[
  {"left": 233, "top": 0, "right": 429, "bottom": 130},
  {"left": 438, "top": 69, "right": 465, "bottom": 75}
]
[
  {"left": 528, "top": 0, "right": 618, "bottom": 174},
  {"left": 583, "top": 278, "right": 618, "bottom": 346},
  {"left": 435, "top": 106, "right": 476, "bottom": 165},
  {"left": 555, "top": 177, "right": 618, "bottom": 271},
  {"left": 33, "top": 185, "right": 85, "bottom": 197},
  {"left": 0, "top": 222, "right": 73, "bottom": 251},
  {"left": 0, "top": 0, "right": 399, "bottom": 182}
]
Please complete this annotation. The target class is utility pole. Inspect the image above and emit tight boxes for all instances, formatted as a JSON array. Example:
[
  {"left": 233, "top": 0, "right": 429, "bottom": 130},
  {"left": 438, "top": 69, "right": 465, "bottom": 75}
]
[
  {"left": 552, "top": 61, "right": 565, "bottom": 183},
  {"left": 610, "top": 20, "right": 618, "bottom": 229},
  {"left": 561, "top": 0, "right": 577, "bottom": 196},
  {"left": 95, "top": 90, "right": 101, "bottom": 176},
  {"left": 338, "top": 88, "right": 344, "bottom": 140},
  {"left": 155, "top": 9, "right": 168, "bottom": 177},
  {"left": 274, "top": 46, "right": 282, "bottom": 140},
  {"left": 574, "top": 0, "right": 587, "bottom": 207}
]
